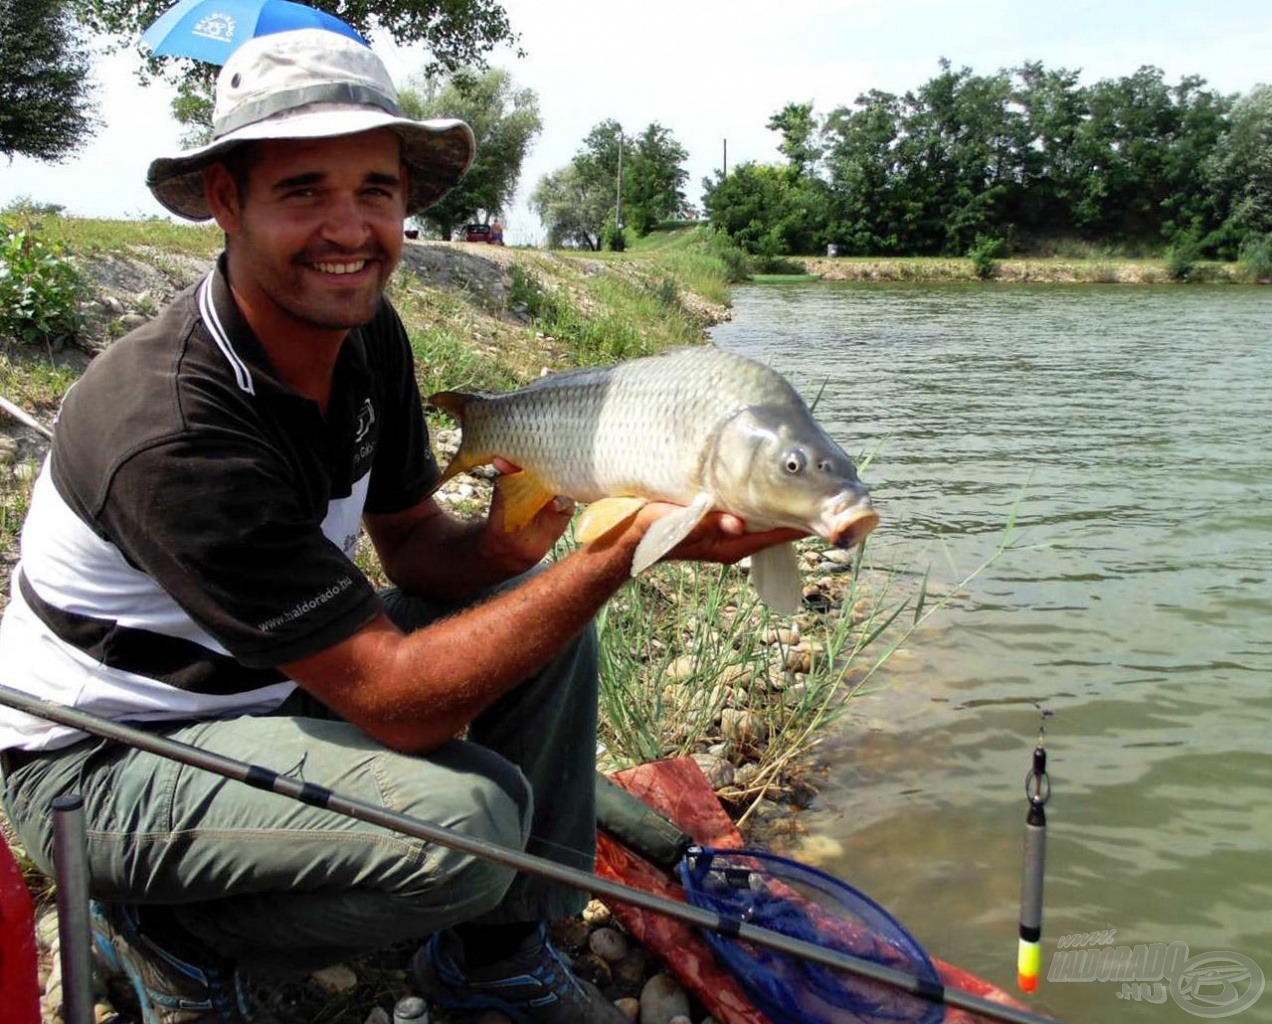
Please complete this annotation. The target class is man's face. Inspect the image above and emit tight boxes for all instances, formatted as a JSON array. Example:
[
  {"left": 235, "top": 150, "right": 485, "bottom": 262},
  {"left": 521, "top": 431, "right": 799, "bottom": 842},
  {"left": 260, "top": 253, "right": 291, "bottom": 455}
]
[{"left": 212, "top": 129, "right": 407, "bottom": 333}]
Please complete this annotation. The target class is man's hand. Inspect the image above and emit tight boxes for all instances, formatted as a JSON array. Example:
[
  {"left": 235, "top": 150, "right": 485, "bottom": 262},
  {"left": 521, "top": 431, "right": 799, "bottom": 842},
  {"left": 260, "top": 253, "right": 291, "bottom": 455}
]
[
  {"left": 633, "top": 501, "right": 806, "bottom": 565},
  {"left": 477, "top": 458, "right": 576, "bottom": 572}
]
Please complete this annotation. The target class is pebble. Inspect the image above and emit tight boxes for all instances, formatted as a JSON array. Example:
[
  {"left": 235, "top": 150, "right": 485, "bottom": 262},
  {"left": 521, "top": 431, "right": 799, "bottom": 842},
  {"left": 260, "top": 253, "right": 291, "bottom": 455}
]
[
  {"left": 588, "top": 926, "right": 630, "bottom": 963},
  {"left": 616, "top": 997, "right": 640, "bottom": 1021},
  {"left": 573, "top": 951, "right": 613, "bottom": 987},
  {"left": 581, "top": 899, "right": 612, "bottom": 926},
  {"left": 783, "top": 643, "right": 812, "bottom": 674},
  {"left": 822, "top": 547, "right": 855, "bottom": 566},
  {"left": 363, "top": 1008, "right": 391, "bottom": 1024},
  {"left": 638, "top": 973, "right": 691, "bottom": 1024},
  {"left": 36, "top": 906, "right": 59, "bottom": 950},
  {"left": 310, "top": 963, "right": 358, "bottom": 994},
  {"left": 690, "top": 752, "right": 734, "bottom": 789},
  {"left": 548, "top": 915, "right": 590, "bottom": 951},
  {"left": 720, "top": 708, "right": 768, "bottom": 746}
]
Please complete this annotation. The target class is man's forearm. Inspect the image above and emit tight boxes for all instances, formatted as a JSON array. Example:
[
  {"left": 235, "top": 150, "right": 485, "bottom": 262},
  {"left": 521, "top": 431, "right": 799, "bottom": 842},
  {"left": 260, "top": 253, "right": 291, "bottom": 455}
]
[
  {"left": 284, "top": 527, "right": 640, "bottom": 752},
  {"left": 376, "top": 504, "right": 545, "bottom": 600}
]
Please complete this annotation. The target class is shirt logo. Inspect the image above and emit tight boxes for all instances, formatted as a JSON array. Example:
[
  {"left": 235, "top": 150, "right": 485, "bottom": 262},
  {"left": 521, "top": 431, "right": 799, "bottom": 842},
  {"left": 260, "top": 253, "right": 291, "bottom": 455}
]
[{"left": 355, "top": 399, "right": 376, "bottom": 443}]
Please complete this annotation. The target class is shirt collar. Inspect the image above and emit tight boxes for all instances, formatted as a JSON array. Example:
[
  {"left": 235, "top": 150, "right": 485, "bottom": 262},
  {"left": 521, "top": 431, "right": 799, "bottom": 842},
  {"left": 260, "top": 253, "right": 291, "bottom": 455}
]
[{"left": 197, "top": 255, "right": 373, "bottom": 403}]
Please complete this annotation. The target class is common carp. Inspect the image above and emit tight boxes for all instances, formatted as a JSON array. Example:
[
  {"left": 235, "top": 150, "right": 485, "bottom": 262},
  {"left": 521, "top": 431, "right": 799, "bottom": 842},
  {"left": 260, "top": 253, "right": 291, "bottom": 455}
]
[{"left": 429, "top": 346, "right": 878, "bottom": 612}]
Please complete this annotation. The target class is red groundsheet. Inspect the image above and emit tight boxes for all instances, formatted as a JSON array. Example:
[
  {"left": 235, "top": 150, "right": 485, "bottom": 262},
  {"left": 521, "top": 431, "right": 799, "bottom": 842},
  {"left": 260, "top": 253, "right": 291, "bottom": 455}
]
[{"left": 594, "top": 757, "right": 1028, "bottom": 1024}]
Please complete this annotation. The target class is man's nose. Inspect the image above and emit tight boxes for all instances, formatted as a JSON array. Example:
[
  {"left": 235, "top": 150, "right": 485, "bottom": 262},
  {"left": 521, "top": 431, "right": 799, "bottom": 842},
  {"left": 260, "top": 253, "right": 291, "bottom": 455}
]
[{"left": 321, "top": 194, "right": 372, "bottom": 248}]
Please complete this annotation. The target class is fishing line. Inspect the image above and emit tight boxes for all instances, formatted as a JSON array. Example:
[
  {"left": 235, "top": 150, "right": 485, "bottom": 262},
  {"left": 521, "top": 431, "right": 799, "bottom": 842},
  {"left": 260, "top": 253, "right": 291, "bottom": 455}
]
[{"left": 0, "top": 683, "right": 1058, "bottom": 1024}]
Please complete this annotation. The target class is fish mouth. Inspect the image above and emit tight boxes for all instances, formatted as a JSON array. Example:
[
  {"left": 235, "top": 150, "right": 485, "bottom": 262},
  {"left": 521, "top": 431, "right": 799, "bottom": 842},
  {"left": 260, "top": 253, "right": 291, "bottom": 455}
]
[{"left": 827, "top": 501, "right": 880, "bottom": 550}]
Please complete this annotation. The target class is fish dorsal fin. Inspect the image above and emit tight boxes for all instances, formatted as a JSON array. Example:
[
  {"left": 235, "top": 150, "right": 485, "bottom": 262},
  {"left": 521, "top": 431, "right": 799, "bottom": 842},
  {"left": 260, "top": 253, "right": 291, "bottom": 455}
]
[
  {"left": 576, "top": 496, "right": 648, "bottom": 545},
  {"left": 631, "top": 493, "right": 714, "bottom": 576},
  {"left": 750, "top": 542, "right": 802, "bottom": 614},
  {"left": 496, "top": 470, "right": 557, "bottom": 532}
]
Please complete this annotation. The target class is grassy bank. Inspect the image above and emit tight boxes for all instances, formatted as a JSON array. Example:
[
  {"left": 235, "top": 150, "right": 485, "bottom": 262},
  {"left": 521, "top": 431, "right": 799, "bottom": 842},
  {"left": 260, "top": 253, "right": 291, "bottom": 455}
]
[{"left": 805, "top": 254, "right": 1255, "bottom": 283}]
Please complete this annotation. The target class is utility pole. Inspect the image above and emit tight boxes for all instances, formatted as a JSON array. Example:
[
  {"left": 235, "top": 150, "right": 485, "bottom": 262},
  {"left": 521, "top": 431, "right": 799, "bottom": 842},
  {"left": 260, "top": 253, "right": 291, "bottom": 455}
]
[{"left": 616, "top": 130, "right": 624, "bottom": 229}]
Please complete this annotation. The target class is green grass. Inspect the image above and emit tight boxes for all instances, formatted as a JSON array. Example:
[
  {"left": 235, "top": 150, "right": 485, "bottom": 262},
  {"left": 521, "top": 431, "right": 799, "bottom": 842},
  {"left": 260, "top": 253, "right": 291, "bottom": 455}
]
[{"left": 27, "top": 216, "right": 223, "bottom": 258}]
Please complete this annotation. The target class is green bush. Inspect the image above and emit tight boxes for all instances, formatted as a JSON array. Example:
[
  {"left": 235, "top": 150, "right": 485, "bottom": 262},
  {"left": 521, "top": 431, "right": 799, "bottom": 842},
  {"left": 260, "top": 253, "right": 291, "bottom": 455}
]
[
  {"left": 750, "top": 254, "right": 807, "bottom": 275},
  {"left": 967, "top": 235, "right": 1005, "bottom": 280},
  {"left": 1164, "top": 228, "right": 1203, "bottom": 281},
  {"left": 0, "top": 220, "right": 85, "bottom": 347},
  {"left": 1238, "top": 233, "right": 1272, "bottom": 280},
  {"left": 706, "top": 232, "right": 750, "bottom": 283},
  {"left": 602, "top": 217, "right": 627, "bottom": 252}
]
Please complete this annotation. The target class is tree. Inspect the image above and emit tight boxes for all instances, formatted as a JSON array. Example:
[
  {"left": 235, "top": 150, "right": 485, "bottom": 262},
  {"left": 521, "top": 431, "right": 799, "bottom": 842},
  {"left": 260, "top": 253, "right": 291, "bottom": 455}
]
[
  {"left": 1208, "top": 84, "right": 1272, "bottom": 250},
  {"left": 533, "top": 119, "right": 690, "bottom": 246},
  {"left": 80, "top": 0, "right": 519, "bottom": 133},
  {"left": 530, "top": 164, "right": 611, "bottom": 250},
  {"left": 0, "top": 0, "right": 98, "bottom": 161},
  {"left": 400, "top": 68, "right": 541, "bottom": 241},
  {"left": 767, "top": 101, "right": 822, "bottom": 178},
  {"left": 622, "top": 123, "right": 689, "bottom": 234}
]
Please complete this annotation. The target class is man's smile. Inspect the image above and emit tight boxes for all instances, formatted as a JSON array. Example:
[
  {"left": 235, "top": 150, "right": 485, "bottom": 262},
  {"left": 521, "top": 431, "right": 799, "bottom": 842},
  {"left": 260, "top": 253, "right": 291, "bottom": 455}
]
[{"left": 310, "top": 262, "right": 371, "bottom": 277}]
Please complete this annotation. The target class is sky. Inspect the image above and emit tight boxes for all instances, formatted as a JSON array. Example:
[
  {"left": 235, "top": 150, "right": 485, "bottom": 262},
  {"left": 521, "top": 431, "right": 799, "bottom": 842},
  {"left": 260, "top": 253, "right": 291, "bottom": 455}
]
[{"left": 3, "top": 0, "right": 1271, "bottom": 244}]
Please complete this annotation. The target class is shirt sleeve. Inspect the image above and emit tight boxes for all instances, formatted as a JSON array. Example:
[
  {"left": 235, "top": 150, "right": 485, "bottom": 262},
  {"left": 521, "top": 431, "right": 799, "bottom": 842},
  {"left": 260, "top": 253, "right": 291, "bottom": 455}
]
[
  {"left": 363, "top": 301, "right": 441, "bottom": 515},
  {"left": 98, "top": 431, "right": 382, "bottom": 669}
]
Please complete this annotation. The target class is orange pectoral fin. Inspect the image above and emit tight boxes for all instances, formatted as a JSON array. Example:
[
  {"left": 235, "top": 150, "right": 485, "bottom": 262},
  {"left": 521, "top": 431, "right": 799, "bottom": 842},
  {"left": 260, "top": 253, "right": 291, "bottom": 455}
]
[
  {"left": 496, "top": 470, "right": 559, "bottom": 532},
  {"left": 576, "top": 496, "right": 649, "bottom": 544}
]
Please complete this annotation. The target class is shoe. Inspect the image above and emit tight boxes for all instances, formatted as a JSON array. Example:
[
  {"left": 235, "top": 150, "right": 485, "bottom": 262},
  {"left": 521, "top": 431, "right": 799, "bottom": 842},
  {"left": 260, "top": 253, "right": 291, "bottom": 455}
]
[
  {"left": 412, "top": 923, "right": 628, "bottom": 1024},
  {"left": 90, "top": 901, "right": 264, "bottom": 1024}
]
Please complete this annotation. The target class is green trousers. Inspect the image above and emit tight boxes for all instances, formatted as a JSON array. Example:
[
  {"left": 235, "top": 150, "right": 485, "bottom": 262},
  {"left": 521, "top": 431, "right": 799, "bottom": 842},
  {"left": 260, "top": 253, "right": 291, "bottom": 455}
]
[{"left": 1, "top": 582, "right": 598, "bottom": 974}]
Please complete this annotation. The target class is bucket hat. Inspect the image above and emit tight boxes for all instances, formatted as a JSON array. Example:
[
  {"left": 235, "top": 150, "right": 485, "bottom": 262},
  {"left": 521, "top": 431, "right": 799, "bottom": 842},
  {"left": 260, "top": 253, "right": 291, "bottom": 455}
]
[{"left": 146, "top": 28, "right": 475, "bottom": 220}]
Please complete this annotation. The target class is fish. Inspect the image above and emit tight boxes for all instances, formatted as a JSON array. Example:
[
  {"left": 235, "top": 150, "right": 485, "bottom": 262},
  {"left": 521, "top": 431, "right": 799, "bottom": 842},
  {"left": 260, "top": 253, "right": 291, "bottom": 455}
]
[{"left": 428, "top": 346, "right": 878, "bottom": 613}]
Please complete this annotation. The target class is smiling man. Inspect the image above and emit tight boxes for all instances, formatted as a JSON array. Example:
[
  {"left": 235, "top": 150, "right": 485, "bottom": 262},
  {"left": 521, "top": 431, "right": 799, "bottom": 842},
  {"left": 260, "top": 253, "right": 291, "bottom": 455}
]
[{"left": 0, "top": 28, "right": 797, "bottom": 1024}]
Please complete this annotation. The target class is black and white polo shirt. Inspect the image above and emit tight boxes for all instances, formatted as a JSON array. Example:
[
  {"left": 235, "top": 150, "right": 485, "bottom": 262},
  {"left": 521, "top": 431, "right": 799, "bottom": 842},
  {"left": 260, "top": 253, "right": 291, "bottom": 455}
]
[{"left": 0, "top": 258, "right": 439, "bottom": 750}]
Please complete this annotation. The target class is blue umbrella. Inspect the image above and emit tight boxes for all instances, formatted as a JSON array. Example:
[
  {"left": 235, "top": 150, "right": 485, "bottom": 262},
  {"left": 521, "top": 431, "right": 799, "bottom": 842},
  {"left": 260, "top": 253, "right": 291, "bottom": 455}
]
[{"left": 141, "top": 0, "right": 366, "bottom": 65}]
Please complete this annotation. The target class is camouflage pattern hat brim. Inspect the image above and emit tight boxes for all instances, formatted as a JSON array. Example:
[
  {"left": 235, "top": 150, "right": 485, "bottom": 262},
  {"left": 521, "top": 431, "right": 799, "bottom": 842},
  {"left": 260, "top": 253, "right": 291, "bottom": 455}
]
[{"left": 145, "top": 29, "right": 475, "bottom": 221}]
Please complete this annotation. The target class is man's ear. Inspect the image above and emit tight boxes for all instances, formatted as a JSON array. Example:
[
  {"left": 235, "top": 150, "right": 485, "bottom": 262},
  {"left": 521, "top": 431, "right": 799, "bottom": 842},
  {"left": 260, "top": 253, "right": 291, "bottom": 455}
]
[{"left": 203, "top": 163, "right": 242, "bottom": 233}]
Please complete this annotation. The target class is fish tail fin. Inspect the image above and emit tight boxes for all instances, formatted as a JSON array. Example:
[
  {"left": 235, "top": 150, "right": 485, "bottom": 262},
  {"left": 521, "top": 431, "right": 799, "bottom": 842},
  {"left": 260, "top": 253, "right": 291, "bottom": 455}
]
[
  {"left": 428, "top": 390, "right": 485, "bottom": 490},
  {"left": 750, "top": 542, "right": 803, "bottom": 615}
]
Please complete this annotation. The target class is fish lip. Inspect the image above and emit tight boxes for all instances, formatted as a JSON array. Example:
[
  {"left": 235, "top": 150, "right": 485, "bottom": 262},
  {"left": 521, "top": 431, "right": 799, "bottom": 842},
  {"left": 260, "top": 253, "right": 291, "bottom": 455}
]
[{"left": 827, "top": 501, "right": 880, "bottom": 550}]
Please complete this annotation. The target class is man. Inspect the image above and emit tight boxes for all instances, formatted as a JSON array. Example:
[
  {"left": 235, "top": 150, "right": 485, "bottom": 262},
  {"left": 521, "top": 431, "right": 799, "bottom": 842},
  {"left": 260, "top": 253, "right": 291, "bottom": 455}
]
[{"left": 0, "top": 29, "right": 798, "bottom": 1024}]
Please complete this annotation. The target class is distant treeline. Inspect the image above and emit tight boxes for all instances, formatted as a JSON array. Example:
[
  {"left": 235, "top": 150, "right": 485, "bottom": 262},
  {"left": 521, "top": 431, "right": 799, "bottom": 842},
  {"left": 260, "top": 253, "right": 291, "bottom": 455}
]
[{"left": 703, "top": 61, "right": 1272, "bottom": 260}]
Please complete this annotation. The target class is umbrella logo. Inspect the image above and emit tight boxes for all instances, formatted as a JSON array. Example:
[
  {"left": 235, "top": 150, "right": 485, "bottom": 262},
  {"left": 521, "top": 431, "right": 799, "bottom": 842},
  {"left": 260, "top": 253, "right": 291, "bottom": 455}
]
[{"left": 192, "top": 13, "right": 236, "bottom": 42}]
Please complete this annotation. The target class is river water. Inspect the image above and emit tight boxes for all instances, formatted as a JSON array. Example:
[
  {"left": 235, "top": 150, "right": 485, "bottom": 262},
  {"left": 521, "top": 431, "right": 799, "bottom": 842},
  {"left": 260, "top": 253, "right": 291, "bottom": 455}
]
[{"left": 711, "top": 282, "right": 1272, "bottom": 1023}]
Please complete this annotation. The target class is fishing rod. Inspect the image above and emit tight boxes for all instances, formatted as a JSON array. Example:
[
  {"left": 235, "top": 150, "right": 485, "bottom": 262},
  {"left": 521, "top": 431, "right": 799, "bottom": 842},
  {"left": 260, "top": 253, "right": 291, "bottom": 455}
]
[{"left": 0, "top": 683, "right": 1057, "bottom": 1024}]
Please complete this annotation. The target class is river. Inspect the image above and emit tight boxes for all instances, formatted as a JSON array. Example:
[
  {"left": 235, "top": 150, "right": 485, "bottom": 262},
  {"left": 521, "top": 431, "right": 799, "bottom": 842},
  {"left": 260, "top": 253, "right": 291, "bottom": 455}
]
[{"left": 711, "top": 282, "right": 1272, "bottom": 1023}]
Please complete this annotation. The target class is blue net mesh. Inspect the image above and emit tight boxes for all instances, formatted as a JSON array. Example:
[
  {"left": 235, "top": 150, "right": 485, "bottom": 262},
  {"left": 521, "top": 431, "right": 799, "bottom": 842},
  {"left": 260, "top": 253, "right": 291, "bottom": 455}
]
[{"left": 678, "top": 847, "right": 944, "bottom": 1024}]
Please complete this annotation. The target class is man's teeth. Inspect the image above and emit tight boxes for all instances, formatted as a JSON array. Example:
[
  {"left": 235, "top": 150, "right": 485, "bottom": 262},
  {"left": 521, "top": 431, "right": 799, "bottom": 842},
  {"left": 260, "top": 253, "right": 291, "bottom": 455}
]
[{"left": 314, "top": 260, "right": 367, "bottom": 275}]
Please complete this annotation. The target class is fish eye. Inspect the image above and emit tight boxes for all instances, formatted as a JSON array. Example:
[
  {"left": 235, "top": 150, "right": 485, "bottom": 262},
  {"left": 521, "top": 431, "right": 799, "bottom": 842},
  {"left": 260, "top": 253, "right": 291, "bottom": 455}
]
[{"left": 782, "top": 449, "right": 807, "bottom": 475}]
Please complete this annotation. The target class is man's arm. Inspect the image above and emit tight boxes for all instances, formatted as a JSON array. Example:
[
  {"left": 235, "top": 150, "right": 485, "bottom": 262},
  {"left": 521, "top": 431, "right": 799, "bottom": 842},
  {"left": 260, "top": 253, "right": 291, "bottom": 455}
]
[
  {"left": 282, "top": 501, "right": 802, "bottom": 754},
  {"left": 363, "top": 468, "right": 576, "bottom": 602}
]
